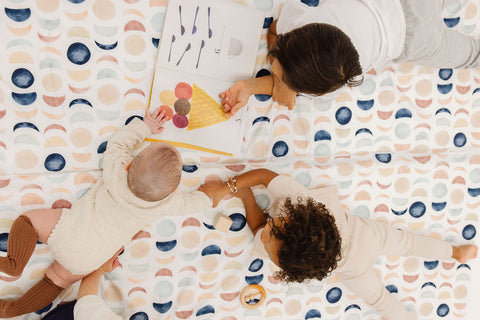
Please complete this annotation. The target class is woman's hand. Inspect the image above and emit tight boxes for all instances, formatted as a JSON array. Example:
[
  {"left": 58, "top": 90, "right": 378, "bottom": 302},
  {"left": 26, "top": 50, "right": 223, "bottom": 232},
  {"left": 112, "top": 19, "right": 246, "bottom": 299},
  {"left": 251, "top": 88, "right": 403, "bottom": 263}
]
[
  {"left": 99, "top": 247, "right": 123, "bottom": 274},
  {"left": 220, "top": 80, "right": 253, "bottom": 117},
  {"left": 144, "top": 108, "right": 167, "bottom": 134},
  {"left": 272, "top": 74, "right": 297, "bottom": 110},
  {"left": 78, "top": 247, "right": 123, "bottom": 299},
  {"left": 198, "top": 181, "right": 230, "bottom": 207}
]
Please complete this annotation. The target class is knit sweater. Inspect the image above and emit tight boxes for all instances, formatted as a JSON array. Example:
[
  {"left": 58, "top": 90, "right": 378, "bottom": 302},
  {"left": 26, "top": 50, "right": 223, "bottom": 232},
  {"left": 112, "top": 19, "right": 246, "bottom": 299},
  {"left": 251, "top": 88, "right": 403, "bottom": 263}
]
[{"left": 47, "top": 118, "right": 212, "bottom": 275}]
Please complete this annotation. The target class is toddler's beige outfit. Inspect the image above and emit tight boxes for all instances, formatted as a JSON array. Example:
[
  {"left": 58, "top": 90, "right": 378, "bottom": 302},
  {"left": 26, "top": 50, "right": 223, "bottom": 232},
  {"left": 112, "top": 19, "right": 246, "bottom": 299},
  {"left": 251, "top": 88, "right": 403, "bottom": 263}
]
[{"left": 253, "top": 175, "right": 452, "bottom": 320}]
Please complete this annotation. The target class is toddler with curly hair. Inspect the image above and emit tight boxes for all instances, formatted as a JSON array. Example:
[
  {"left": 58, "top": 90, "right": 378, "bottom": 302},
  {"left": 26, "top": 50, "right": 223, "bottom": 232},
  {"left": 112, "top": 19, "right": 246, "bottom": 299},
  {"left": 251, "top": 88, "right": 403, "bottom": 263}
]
[{"left": 200, "top": 169, "right": 478, "bottom": 320}]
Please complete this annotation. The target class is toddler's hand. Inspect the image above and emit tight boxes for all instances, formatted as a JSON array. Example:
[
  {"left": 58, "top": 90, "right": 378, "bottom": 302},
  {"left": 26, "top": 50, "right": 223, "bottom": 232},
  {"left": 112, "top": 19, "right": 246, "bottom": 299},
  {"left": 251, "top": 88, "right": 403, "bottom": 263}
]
[
  {"left": 198, "top": 181, "right": 229, "bottom": 207},
  {"left": 220, "top": 80, "right": 252, "bottom": 118},
  {"left": 144, "top": 108, "right": 167, "bottom": 134}
]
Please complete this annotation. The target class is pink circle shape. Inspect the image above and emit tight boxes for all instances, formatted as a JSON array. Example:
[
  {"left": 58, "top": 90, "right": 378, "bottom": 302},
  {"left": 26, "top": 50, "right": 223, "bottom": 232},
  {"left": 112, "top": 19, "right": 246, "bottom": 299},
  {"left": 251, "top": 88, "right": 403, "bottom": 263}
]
[
  {"left": 175, "top": 82, "right": 192, "bottom": 100},
  {"left": 172, "top": 114, "right": 188, "bottom": 128}
]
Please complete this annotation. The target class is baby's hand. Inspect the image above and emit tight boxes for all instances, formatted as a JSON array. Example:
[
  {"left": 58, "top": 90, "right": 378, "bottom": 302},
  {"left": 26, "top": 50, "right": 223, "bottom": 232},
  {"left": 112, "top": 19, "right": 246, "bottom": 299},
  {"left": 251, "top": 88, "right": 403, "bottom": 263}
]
[
  {"left": 220, "top": 80, "right": 252, "bottom": 118},
  {"left": 144, "top": 108, "right": 167, "bottom": 134}
]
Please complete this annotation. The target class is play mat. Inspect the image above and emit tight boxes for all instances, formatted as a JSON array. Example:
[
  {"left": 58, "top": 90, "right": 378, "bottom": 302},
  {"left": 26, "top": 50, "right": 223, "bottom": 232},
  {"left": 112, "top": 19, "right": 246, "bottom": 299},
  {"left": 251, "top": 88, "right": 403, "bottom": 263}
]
[{"left": 0, "top": 0, "right": 479, "bottom": 319}]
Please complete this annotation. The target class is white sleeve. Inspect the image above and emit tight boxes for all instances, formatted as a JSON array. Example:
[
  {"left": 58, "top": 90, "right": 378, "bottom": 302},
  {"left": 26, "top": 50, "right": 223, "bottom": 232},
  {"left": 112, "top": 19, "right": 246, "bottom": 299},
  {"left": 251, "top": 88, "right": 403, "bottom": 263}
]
[
  {"left": 267, "top": 175, "right": 307, "bottom": 199},
  {"left": 102, "top": 118, "right": 150, "bottom": 189},
  {"left": 158, "top": 190, "right": 213, "bottom": 216},
  {"left": 276, "top": 0, "right": 311, "bottom": 34},
  {"left": 74, "top": 295, "right": 122, "bottom": 320}
]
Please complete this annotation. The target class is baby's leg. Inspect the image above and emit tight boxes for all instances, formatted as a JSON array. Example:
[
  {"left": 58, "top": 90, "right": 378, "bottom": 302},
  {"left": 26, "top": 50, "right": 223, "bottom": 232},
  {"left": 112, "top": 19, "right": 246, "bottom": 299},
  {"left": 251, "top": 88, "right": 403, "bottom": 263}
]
[
  {"left": 0, "top": 258, "right": 83, "bottom": 317},
  {"left": 0, "top": 209, "right": 62, "bottom": 277},
  {"left": 0, "top": 271, "right": 63, "bottom": 317},
  {"left": 45, "top": 261, "right": 85, "bottom": 289},
  {"left": 22, "top": 208, "right": 63, "bottom": 244},
  {"left": 340, "top": 269, "right": 415, "bottom": 320},
  {"left": 0, "top": 215, "right": 37, "bottom": 277}
]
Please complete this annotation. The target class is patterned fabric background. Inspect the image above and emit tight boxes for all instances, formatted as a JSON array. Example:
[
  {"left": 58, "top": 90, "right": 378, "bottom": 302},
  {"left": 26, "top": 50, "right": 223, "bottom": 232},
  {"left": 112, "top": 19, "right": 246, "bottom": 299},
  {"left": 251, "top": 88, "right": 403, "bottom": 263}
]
[{"left": 0, "top": 0, "right": 479, "bottom": 319}]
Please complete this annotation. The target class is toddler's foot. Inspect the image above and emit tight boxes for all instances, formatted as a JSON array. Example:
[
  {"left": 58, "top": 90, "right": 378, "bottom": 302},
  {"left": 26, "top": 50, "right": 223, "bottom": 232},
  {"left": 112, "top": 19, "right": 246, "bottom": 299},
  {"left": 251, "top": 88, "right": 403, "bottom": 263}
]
[{"left": 452, "top": 244, "right": 478, "bottom": 263}]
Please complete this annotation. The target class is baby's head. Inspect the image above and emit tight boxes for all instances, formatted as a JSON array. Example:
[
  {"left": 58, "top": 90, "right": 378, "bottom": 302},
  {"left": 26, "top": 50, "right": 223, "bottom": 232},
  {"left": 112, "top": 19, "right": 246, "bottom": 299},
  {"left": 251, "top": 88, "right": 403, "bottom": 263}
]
[
  {"left": 263, "top": 197, "right": 342, "bottom": 283},
  {"left": 269, "top": 23, "right": 363, "bottom": 96},
  {"left": 127, "top": 142, "right": 182, "bottom": 202}
]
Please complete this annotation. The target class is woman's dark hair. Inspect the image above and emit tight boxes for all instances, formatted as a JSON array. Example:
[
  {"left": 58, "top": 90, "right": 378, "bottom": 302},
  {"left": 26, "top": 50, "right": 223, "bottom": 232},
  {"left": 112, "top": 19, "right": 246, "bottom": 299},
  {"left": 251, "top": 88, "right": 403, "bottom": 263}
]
[
  {"left": 270, "top": 197, "right": 342, "bottom": 283},
  {"left": 269, "top": 23, "right": 363, "bottom": 95}
]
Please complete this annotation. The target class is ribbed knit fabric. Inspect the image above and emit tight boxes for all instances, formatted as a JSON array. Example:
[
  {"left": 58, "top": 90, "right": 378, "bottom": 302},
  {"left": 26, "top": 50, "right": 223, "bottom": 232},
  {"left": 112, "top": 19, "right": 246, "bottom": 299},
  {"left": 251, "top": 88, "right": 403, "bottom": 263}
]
[
  {"left": 0, "top": 215, "right": 37, "bottom": 276},
  {"left": 0, "top": 275, "right": 63, "bottom": 318}
]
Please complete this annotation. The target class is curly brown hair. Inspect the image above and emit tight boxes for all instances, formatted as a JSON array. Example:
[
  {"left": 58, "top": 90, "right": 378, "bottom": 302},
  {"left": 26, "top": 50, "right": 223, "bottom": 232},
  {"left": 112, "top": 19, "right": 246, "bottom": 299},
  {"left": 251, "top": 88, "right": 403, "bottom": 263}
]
[{"left": 270, "top": 197, "right": 342, "bottom": 283}]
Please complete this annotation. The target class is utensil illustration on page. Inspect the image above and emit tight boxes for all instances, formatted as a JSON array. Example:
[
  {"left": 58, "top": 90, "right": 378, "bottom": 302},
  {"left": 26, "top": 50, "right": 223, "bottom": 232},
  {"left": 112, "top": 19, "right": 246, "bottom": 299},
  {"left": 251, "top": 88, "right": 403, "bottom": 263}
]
[
  {"left": 207, "top": 6, "right": 212, "bottom": 39},
  {"left": 168, "top": 34, "right": 175, "bottom": 62},
  {"left": 157, "top": 0, "right": 264, "bottom": 82},
  {"left": 168, "top": 4, "right": 213, "bottom": 69},
  {"left": 196, "top": 39, "right": 205, "bottom": 68},
  {"left": 192, "top": 5, "right": 199, "bottom": 34},
  {"left": 179, "top": 5, "right": 185, "bottom": 35},
  {"left": 176, "top": 42, "right": 191, "bottom": 66}
]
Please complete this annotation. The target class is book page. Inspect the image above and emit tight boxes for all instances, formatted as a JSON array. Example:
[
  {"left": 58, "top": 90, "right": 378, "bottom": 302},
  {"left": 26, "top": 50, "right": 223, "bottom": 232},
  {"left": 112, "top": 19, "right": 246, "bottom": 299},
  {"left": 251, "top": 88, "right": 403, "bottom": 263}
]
[
  {"left": 148, "top": 68, "right": 245, "bottom": 156},
  {"left": 157, "top": 0, "right": 264, "bottom": 82}
]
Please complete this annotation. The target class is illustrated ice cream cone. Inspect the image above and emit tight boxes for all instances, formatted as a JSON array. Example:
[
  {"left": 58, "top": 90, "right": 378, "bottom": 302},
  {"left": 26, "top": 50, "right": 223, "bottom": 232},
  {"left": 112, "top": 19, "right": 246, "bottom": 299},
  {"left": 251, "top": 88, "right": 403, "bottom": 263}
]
[{"left": 187, "top": 83, "right": 228, "bottom": 130}]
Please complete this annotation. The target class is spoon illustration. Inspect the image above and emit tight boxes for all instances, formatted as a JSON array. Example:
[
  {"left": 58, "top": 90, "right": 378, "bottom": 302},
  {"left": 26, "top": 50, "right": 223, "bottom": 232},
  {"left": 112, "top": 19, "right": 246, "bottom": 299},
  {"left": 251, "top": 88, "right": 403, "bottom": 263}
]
[
  {"left": 176, "top": 43, "right": 191, "bottom": 66},
  {"left": 196, "top": 40, "right": 205, "bottom": 68},
  {"left": 208, "top": 7, "right": 212, "bottom": 39},
  {"left": 168, "top": 34, "right": 175, "bottom": 62},
  {"left": 192, "top": 6, "right": 199, "bottom": 34},
  {"left": 179, "top": 5, "right": 185, "bottom": 35}
]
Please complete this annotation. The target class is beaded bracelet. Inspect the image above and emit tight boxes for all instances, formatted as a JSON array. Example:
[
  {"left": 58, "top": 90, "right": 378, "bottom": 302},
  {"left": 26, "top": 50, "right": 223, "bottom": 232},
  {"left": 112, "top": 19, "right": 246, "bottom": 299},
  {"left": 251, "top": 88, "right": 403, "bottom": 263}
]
[{"left": 226, "top": 177, "right": 238, "bottom": 193}]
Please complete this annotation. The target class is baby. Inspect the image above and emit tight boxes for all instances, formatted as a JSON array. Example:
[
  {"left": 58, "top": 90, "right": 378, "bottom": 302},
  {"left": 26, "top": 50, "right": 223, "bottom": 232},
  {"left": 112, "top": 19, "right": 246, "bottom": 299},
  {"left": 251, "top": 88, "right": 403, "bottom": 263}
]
[
  {"left": 200, "top": 168, "right": 478, "bottom": 320},
  {"left": 0, "top": 109, "right": 213, "bottom": 317}
]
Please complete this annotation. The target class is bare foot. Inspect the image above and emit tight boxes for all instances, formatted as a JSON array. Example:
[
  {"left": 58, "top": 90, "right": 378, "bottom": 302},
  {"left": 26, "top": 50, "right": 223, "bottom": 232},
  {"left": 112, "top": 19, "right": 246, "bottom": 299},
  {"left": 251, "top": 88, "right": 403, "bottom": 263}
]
[{"left": 452, "top": 245, "right": 478, "bottom": 263}]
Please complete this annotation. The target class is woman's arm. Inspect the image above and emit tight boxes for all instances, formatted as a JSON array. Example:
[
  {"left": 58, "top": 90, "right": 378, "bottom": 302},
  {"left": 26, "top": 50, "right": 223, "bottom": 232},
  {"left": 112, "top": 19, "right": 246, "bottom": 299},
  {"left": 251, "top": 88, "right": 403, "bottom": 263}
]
[
  {"left": 77, "top": 248, "right": 122, "bottom": 299},
  {"left": 199, "top": 169, "right": 278, "bottom": 207},
  {"left": 77, "top": 270, "right": 103, "bottom": 299},
  {"left": 220, "top": 76, "right": 275, "bottom": 117},
  {"left": 74, "top": 250, "right": 123, "bottom": 320},
  {"left": 235, "top": 188, "right": 267, "bottom": 235}
]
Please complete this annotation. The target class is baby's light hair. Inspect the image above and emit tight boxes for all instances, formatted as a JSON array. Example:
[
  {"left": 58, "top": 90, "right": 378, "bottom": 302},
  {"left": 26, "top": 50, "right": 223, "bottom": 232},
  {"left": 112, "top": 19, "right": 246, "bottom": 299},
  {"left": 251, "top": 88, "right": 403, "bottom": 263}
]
[{"left": 127, "top": 142, "right": 182, "bottom": 202}]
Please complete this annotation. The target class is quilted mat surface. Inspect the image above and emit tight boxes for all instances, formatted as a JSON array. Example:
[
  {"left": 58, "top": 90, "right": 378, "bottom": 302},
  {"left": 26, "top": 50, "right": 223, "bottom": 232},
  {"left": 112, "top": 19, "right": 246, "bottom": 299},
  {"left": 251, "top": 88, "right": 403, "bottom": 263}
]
[{"left": 0, "top": 0, "right": 479, "bottom": 319}]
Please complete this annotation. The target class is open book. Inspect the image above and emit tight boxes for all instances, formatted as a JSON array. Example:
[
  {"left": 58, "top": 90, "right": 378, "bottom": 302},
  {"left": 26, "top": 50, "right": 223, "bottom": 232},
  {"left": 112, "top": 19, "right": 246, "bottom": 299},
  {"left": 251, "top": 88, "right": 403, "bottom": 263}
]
[{"left": 147, "top": 0, "right": 264, "bottom": 156}]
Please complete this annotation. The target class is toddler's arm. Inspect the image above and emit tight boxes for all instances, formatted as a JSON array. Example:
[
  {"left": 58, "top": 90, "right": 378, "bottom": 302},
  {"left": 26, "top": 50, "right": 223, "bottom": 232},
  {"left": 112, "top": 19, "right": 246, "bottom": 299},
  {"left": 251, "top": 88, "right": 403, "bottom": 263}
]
[
  {"left": 234, "top": 188, "right": 267, "bottom": 235},
  {"left": 199, "top": 169, "right": 278, "bottom": 207}
]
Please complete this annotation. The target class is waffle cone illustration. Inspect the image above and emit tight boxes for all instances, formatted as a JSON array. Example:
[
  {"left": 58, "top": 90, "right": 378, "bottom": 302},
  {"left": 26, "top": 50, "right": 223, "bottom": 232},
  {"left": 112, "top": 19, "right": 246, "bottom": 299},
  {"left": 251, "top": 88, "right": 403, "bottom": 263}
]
[{"left": 187, "top": 83, "right": 228, "bottom": 130}]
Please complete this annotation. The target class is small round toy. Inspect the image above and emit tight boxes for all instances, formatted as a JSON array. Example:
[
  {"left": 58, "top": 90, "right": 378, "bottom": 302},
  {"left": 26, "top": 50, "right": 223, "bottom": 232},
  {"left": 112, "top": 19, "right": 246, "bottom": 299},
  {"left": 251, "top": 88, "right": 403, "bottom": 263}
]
[{"left": 240, "top": 284, "right": 266, "bottom": 309}]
